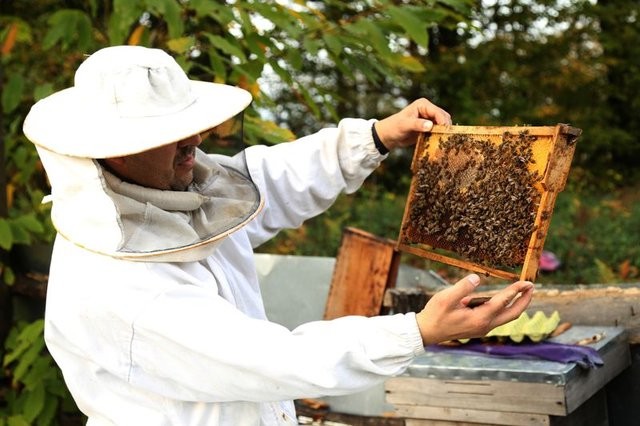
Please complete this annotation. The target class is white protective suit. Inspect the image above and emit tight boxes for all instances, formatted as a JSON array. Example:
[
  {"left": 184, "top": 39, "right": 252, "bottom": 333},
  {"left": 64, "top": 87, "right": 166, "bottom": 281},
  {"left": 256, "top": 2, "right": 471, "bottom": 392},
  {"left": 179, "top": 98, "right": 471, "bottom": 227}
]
[{"left": 41, "top": 118, "right": 426, "bottom": 425}]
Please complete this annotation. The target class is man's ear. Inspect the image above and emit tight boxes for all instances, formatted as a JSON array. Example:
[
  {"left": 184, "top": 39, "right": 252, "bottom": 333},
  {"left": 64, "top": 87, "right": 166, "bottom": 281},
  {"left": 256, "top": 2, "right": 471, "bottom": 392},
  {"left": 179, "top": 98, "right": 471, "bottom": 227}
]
[
  {"left": 103, "top": 157, "right": 126, "bottom": 167},
  {"left": 101, "top": 157, "right": 128, "bottom": 177}
]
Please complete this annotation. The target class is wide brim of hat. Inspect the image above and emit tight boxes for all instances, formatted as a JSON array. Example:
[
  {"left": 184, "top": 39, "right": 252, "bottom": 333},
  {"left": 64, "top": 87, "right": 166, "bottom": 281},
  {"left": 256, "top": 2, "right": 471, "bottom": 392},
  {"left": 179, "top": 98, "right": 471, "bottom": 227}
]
[{"left": 23, "top": 81, "right": 252, "bottom": 158}]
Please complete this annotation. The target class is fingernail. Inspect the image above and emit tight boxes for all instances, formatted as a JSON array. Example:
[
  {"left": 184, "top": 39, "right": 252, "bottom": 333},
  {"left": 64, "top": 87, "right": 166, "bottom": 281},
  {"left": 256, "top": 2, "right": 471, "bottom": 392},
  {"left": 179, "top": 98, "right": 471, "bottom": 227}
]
[
  {"left": 468, "top": 274, "right": 480, "bottom": 287},
  {"left": 423, "top": 120, "right": 433, "bottom": 131}
]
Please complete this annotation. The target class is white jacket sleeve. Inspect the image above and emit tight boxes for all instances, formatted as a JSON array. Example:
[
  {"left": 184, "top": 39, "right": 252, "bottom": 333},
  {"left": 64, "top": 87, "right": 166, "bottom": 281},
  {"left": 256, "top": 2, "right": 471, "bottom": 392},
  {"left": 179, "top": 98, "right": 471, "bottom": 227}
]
[
  {"left": 46, "top": 242, "right": 426, "bottom": 405},
  {"left": 244, "top": 118, "right": 386, "bottom": 246},
  {"left": 127, "top": 275, "right": 425, "bottom": 403}
]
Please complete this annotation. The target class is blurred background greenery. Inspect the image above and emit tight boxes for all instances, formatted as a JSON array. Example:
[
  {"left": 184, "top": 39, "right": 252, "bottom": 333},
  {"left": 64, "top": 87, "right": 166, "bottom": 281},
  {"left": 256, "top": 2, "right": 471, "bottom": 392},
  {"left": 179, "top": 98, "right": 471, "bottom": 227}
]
[{"left": 1, "top": 0, "right": 638, "bottom": 423}]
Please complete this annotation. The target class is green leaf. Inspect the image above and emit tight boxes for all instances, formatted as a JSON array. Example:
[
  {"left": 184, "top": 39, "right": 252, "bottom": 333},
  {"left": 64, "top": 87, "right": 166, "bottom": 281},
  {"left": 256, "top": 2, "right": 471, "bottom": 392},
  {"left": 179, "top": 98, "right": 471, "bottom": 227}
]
[
  {"left": 109, "top": 0, "right": 145, "bottom": 44},
  {"left": 22, "top": 385, "right": 45, "bottom": 423},
  {"left": 347, "top": 18, "right": 391, "bottom": 57},
  {"left": 285, "top": 48, "right": 303, "bottom": 70},
  {"left": 396, "top": 55, "right": 426, "bottom": 73},
  {"left": 33, "top": 83, "right": 55, "bottom": 102},
  {"left": 43, "top": 9, "right": 93, "bottom": 51},
  {"left": 20, "top": 319, "right": 45, "bottom": 343},
  {"left": 302, "top": 37, "right": 321, "bottom": 55},
  {"left": 245, "top": 33, "right": 269, "bottom": 61},
  {"left": 269, "top": 61, "right": 293, "bottom": 85},
  {"left": 22, "top": 357, "right": 54, "bottom": 390},
  {"left": 190, "top": 0, "right": 234, "bottom": 24},
  {"left": 207, "top": 49, "right": 227, "bottom": 82},
  {"left": 4, "top": 338, "right": 30, "bottom": 367},
  {"left": 12, "top": 340, "right": 45, "bottom": 383},
  {"left": 244, "top": 116, "right": 295, "bottom": 145},
  {"left": 252, "top": 3, "right": 302, "bottom": 37},
  {"left": 296, "top": 84, "right": 321, "bottom": 118},
  {"left": 595, "top": 258, "right": 617, "bottom": 283},
  {"left": 87, "top": 0, "right": 99, "bottom": 18},
  {"left": 236, "top": 7, "right": 254, "bottom": 36},
  {"left": 437, "top": 0, "right": 473, "bottom": 14},
  {"left": 295, "top": 10, "right": 323, "bottom": 31},
  {"left": 13, "top": 214, "right": 45, "bottom": 234},
  {"left": 322, "top": 33, "right": 342, "bottom": 56},
  {"left": 35, "top": 396, "right": 58, "bottom": 426},
  {"left": 166, "top": 36, "right": 194, "bottom": 55},
  {"left": 346, "top": 55, "right": 381, "bottom": 84},
  {"left": 387, "top": 6, "right": 429, "bottom": 48},
  {"left": 238, "top": 60, "right": 265, "bottom": 83},
  {"left": 9, "top": 223, "right": 30, "bottom": 245},
  {"left": 204, "top": 34, "right": 247, "bottom": 63},
  {"left": 149, "top": 0, "right": 184, "bottom": 39},
  {"left": 47, "top": 378, "right": 70, "bottom": 398},
  {"left": 0, "top": 218, "right": 13, "bottom": 250},
  {"left": 10, "top": 145, "right": 31, "bottom": 170},
  {"left": 3, "top": 266, "right": 15, "bottom": 286},
  {"left": 2, "top": 73, "right": 25, "bottom": 114},
  {"left": 0, "top": 18, "right": 34, "bottom": 46},
  {"left": 7, "top": 416, "right": 30, "bottom": 426}
]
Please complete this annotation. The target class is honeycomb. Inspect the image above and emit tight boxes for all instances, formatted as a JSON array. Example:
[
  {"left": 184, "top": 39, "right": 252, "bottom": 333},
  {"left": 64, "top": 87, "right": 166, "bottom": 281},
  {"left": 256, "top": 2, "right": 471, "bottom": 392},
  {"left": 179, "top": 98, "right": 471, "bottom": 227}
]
[{"left": 398, "top": 124, "right": 581, "bottom": 281}]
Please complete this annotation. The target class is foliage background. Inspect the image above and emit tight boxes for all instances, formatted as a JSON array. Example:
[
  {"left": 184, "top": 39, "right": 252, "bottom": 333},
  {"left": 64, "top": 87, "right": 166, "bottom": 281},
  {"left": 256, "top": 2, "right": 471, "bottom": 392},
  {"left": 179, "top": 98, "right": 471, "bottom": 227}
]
[{"left": 1, "top": 0, "right": 639, "bottom": 423}]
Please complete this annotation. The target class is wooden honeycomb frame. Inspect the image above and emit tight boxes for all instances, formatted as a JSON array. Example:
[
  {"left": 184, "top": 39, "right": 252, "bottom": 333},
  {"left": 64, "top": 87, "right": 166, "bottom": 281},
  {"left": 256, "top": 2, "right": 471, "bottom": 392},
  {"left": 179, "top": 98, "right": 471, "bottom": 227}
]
[{"left": 397, "top": 124, "right": 581, "bottom": 282}]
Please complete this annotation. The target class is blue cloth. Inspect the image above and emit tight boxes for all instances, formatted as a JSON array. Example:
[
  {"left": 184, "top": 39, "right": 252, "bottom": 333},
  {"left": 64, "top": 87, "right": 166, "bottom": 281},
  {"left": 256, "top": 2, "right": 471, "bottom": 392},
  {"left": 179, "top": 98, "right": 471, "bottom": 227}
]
[{"left": 427, "top": 341, "right": 604, "bottom": 369}]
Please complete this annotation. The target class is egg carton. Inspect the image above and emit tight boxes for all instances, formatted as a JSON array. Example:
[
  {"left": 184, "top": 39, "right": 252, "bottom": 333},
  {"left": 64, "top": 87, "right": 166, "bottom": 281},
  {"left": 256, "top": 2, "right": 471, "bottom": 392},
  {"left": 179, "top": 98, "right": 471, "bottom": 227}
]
[{"left": 459, "top": 310, "right": 561, "bottom": 344}]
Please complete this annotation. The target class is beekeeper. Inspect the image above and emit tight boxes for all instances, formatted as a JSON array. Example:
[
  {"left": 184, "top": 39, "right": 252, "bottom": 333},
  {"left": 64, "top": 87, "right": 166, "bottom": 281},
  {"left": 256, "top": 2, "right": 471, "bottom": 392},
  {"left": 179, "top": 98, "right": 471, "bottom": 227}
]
[{"left": 23, "top": 45, "right": 533, "bottom": 425}]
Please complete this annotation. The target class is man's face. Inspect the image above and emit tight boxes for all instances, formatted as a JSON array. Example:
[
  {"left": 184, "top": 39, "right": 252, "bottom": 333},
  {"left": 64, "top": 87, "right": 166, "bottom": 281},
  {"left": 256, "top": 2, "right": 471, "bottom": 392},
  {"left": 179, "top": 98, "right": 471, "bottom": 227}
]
[{"left": 105, "top": 134, "right": 202, "bottom": 191}]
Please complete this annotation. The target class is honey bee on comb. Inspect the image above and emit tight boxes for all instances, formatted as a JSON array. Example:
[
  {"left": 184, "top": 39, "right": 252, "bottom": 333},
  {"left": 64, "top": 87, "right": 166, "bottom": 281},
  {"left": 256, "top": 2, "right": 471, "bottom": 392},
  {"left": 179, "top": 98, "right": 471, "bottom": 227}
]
[{"left": 398, "top": 124, "right": 581, "bottom": 281}]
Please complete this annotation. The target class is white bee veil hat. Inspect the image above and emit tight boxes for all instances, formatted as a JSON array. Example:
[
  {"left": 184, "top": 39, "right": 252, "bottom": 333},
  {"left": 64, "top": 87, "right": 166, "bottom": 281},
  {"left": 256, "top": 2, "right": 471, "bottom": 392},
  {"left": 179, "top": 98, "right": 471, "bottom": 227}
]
[
  {"left": 22, "top": 45, "right": 262, "bottom": 263},
  {"left": 23, "top": 45, "right": 252, "bottom": 158}
]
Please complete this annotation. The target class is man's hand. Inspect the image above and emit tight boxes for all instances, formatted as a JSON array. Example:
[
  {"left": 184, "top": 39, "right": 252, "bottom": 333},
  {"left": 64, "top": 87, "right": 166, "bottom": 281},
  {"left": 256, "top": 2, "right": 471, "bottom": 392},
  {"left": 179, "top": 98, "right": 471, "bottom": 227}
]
[
  {"left": 374, "top": 98, "right": 452, "bottom": 152},
  {"left": 416, "top": 274, "right": 534, "bottom": 345}
]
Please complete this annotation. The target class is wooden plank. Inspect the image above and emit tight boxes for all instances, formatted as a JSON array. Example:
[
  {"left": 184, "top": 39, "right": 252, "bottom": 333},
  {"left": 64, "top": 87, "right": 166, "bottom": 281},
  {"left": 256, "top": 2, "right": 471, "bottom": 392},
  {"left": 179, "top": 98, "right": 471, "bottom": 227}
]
[
  {"left": 563, "top": 334, "right": 630, "bottom": 413},
  {"left": 295, "top": 399, "right": 405, "bottom": 426},
  {"left": 324, "top": 227, "right": 400, "bottom": 320},
  {"left": 520, "top": 124, "right": 579, "bottom": 281},
  {"left": 397, "top": 243, "right": 519, "bottom": 281},
  {"left": 550, "top": 389, "right": 609, "bottom": 426},
  {"left": 527, "top": 287, "right": 640, "bottom": 344},
  {"left": 521, "top": 189, "right": 554, "bottom": 282},
  {"left": 385, "top": 376, "right": 567, "bottom": 416},
  {"left": 396, "top": 404, "right": 550, "bottom": 426},
  {"left": 406, "top": 419, "right": 513, "bottom": 426},
  {"left": 428, "top": 125, "right": 563, "bottom": 137}
]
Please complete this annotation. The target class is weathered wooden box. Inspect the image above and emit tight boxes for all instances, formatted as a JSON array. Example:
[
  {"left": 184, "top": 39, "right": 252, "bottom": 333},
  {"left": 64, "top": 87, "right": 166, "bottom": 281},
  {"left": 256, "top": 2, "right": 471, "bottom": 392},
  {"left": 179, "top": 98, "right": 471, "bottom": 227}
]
[
  {"left": 385, "top": 326, "right": 629, "bottom": 426},
  {"left": 397, "top": 124, "right": 581, "bottom": 281}
]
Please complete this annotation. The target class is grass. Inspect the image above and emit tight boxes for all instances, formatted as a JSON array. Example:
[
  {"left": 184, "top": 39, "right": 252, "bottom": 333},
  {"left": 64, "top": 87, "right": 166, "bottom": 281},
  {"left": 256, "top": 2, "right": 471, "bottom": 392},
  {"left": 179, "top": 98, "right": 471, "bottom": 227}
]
[{"left": 539, "top": 183, "right": 640, "bottom": 284}]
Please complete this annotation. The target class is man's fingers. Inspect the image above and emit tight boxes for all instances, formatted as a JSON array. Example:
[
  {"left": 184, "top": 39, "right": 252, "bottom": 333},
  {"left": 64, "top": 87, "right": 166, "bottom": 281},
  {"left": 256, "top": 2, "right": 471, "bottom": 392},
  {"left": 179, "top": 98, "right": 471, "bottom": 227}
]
[
  {"left": 485, "top": 282, "right": 534, "bottom": 325},
  {"left": 422, "top": 119, "right": 434, "bottom": 131},
  {"left": 447, "top": 274, "right": 482, "bottom": 303},
  {"left": 415, "top": 98, "right": 452, "bottom": 125},
  {"left": 489, "top": 281, "right": 534, "bottom": 307}
]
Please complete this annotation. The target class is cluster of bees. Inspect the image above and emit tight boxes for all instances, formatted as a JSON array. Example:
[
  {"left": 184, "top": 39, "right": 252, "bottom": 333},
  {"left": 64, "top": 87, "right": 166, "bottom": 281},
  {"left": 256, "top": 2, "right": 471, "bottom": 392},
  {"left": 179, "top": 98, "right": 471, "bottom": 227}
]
[{"left": 404, "top": 131, "right": 542, "bottom": 268}]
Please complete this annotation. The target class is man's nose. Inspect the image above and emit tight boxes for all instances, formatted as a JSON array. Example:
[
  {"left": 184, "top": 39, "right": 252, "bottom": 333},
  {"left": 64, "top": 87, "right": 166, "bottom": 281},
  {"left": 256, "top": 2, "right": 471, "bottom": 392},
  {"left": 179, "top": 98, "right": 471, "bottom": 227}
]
[{"left": 178, "top": 134, "right": 202, "bottom": 147}]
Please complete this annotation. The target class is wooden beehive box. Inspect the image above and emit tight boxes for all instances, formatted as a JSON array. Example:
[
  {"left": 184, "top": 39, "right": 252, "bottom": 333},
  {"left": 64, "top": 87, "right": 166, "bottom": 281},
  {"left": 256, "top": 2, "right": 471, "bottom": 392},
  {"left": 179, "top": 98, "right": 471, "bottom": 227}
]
[{"left": 397, "top": 124, "right": 581, "bottom": 282}]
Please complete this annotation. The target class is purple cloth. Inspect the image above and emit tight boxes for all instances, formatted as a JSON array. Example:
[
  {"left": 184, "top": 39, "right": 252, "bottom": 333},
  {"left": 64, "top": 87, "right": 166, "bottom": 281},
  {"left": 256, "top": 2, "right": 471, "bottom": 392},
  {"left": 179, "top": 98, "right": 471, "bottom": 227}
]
[{"left": 427, "top": 342, "right": 604, "bottom": 369}]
